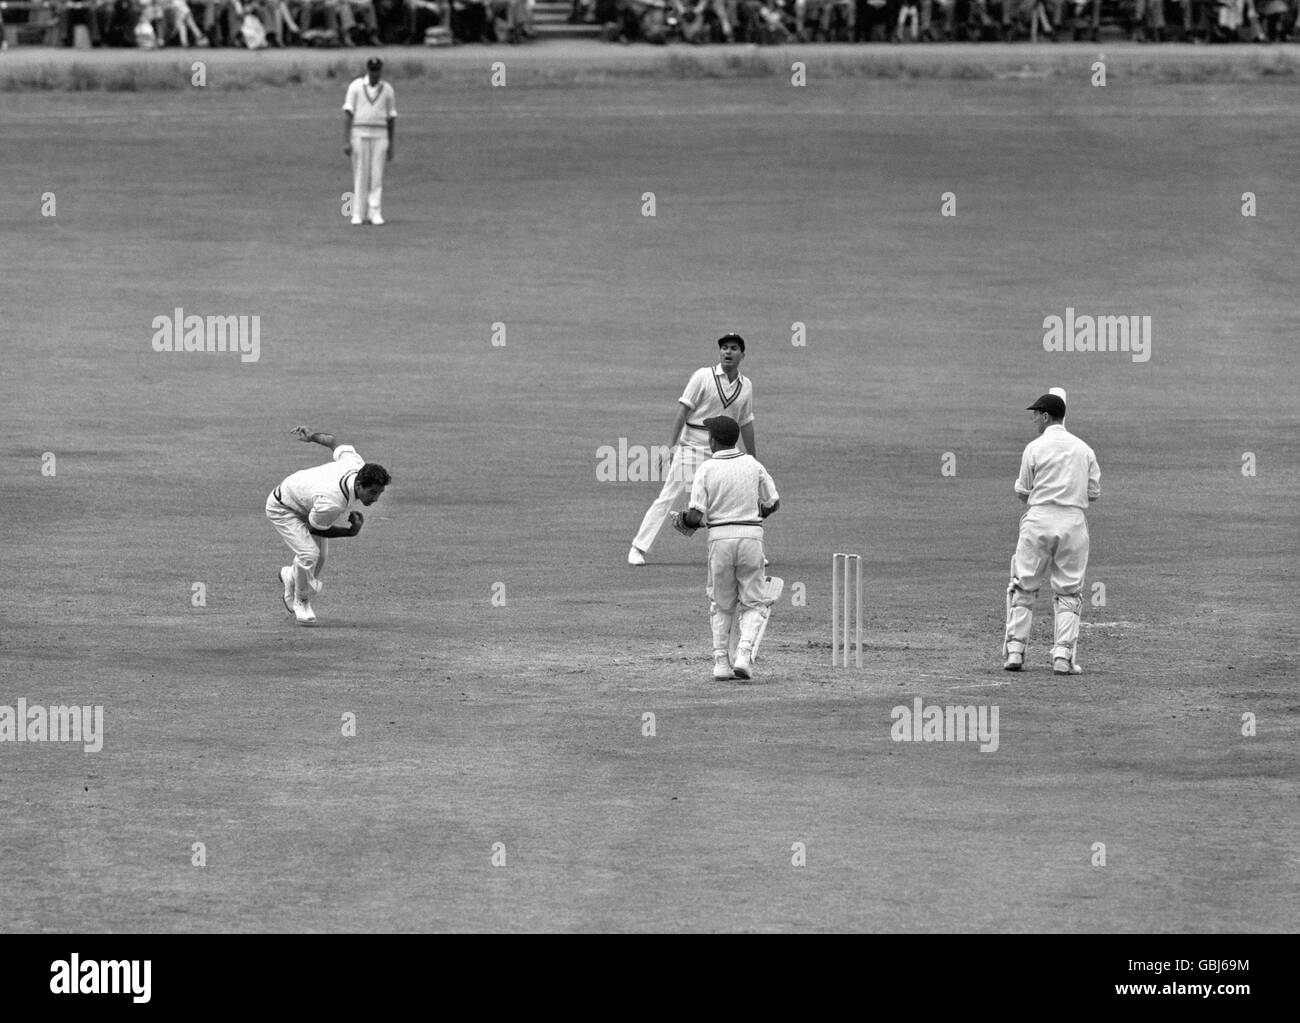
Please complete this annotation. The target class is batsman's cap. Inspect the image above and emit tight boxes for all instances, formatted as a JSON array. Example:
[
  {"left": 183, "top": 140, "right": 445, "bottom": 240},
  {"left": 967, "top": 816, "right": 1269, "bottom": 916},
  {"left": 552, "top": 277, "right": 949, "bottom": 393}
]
[
  {"left": 1027, "top": 393, "right": 1066, "bottom": 418},
  {"left": 366, "top": 57, "right": 383, "bottom": 71},
  {"left": 1048, "top": 386, "right": 1068, "bottom": 406},
  {"left": 703, "top": 416, "right": 741, "bottom": 448},
  {"left": 717, "top": 332, "right": 745, "bottom": 352}
]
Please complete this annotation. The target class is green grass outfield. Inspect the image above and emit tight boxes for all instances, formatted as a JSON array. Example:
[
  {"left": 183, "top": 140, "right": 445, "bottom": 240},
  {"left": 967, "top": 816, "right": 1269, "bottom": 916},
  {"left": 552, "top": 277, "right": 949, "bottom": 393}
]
[{"left": 1, "top": 64, "right": 1298, "bottom": 932}]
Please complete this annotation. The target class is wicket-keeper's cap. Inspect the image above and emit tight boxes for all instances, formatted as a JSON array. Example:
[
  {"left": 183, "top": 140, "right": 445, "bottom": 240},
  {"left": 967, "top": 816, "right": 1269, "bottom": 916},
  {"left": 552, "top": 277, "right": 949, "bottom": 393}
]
[
  {"left": 366, "top": 57, "right": 383, "bottom": 71},
  {"left": 717, "top": 332, "right": 745, "bottom": 352},
  {"left": 703, "top": 416, "right": 741, "bottom": 448},
  {"left": 1027, "top": 394, "right": 1066, "bottom": 418}
]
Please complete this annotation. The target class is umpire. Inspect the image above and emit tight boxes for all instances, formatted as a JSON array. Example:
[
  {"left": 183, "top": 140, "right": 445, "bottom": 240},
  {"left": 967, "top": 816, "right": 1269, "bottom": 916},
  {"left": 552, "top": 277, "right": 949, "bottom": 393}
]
[{"left": 1003, "top": 390, "right": 1101, "bottom": 675}]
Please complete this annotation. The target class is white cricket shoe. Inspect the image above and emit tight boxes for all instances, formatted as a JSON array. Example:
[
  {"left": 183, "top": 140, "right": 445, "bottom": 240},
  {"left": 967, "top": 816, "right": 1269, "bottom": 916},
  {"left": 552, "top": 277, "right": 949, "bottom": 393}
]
[
  {"left": 351, "top": 218, "right": 363, "bottom": 226},
  {"left": 370, "top": 215, "right": 385, "bottom": 226},
  {"left": 732, "top": 645, "right": 753, "bottom": 680},
  {"left": 712, "top": 653, "right": 733, "bottom": 681},
  {"left": 1053, "top": 657, "right": 1073, "bottom": 675},
  {"left": 279, "top": 567, "right": 294, "bottom": 613},
  {"left": 627, "top": 546, "right": 646, "bottom": 566},
  {"left": 1003, "top": 652, "right": 1023, "bottom": 671},
  {"left": 293, "top": 599, "right": 317, "bottom": 626}
]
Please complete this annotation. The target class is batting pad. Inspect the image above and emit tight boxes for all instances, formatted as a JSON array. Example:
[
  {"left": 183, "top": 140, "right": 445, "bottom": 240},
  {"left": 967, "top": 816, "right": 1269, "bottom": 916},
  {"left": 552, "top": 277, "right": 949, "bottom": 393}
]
[
  {"left": 729, "top": 576, "right": 783, "bottom": 663},
  {"left": 1052, "top": 592, "right": 1083, "bottom": 663}
]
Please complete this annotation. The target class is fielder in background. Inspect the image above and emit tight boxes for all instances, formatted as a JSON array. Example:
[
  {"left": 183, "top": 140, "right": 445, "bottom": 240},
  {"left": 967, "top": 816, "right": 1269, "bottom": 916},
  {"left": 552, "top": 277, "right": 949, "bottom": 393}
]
[
  {"left": 672, "top": 416, "right": 780, "bottom": 681},
  {"left": 1003, "top": 389, "right": 1100, "bottom": 675},
  {"left": 629, "top": 332, "right": 757, "bottom": 566},
  {"left": 266, "top": 427, "right": 391, "bottom": 626},
  {"left": 343, "top": 57, "right": 396, "bottom": 227}
]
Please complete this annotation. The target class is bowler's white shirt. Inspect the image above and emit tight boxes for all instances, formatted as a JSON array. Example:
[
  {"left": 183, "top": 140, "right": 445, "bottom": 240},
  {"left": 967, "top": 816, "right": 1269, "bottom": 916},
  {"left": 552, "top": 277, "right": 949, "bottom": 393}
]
[
  {"left": 278, "top": 445, "right": 365, "bottom": 529},
  {"left": 1015, "top": 425, "right": 1100, "bottom": 509},
  {"left": 343, "top": 78, "right": 397, "bottom": 128}
]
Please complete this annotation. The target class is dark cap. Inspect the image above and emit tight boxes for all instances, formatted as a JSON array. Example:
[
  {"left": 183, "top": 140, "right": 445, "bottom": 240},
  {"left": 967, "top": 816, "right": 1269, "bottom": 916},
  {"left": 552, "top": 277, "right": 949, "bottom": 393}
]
[
  {"left": 1027, "top": 394, "right": 1066, "bottom": 418},
  {"left": 717, "top": 332, "right": 745, "bottom": 352},
  {"left": 366, "top": 57, "right": 383, "bottom": 71},
  {"left": 703, "top": 416, "right": 740, "bottom": 448}
]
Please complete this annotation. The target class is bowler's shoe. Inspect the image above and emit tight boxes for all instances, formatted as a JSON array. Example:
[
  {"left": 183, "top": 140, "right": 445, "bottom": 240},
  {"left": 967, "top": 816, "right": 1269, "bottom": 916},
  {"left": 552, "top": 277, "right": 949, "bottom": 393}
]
[{"left": 293, "top": 599, "right": 317, "bottom": 626}]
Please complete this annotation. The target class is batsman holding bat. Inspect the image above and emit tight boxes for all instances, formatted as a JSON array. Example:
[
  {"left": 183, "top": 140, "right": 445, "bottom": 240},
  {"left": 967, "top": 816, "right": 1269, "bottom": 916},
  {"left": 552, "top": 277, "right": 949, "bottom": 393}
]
[
  {"left": 672, "top": 416, "right": 780, "bottom": 681},
  {"left": 265, "top": 427, "right": 391, "bottom": 627},
  {"left": 1003, "top": 389, "right": 1100, "bottom": 674}
]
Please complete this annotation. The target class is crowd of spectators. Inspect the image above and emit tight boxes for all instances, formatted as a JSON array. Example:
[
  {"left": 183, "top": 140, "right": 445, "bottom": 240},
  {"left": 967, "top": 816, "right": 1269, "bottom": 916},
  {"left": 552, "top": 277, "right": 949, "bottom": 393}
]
[
  {"left": 5, "top": 0, "right": 1295, "bottom": 45},
  {"left": 4, "top": 0, "right": 534, "bottom": 47},
  {"left": 589, "top": 0, "right": 1299, "bottom": 42}
]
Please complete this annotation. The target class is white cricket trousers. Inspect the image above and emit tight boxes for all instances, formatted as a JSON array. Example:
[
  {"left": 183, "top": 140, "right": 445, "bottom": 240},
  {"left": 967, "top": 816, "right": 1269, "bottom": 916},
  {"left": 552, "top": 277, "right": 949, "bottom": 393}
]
[
  {"left": 706, "top": 535, "right": 767, "bottom": 656},
  {"left": 350, "top": 127, "right": 388, "bottom": 223},
  {"left": 265, "top": 492, "right": 328, "bottom": 601},
  {"left": 1005, "top": 503, "right": 1090, "bottom": 664},
  {"left": 632, "top": 440, "right": 709, "bottom": 554}
]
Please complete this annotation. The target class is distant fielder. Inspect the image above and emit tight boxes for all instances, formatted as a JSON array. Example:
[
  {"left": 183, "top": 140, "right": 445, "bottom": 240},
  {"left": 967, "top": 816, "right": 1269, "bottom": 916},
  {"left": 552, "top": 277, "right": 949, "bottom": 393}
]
[
  {"left": 672, "top": 416, "right": 780, "bottom": 681},
  {"left": 343, "top": 57, "right": 396, "bottom": 227},
  {"left": 629, "top": 332, "right": 757, "bottom": 566},
  {"left": 1003, "top": 389, "right": 1100, "bottom": 674},
  {"left": 266, "top": 427, "right": 391, "bottom": 626}
]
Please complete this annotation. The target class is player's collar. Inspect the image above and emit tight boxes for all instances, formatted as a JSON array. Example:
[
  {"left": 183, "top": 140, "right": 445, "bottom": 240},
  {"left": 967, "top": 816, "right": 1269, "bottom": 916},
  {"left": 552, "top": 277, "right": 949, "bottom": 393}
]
[
  {"left": 710, "top": 447, "right": 742, "bottom": 459},
  {"left": 712, "top": 364, "right": 743, "bottom": 406}
]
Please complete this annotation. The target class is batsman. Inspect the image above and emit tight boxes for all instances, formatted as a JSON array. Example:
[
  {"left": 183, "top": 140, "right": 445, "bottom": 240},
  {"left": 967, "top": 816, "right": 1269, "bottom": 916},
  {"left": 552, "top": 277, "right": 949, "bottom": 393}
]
[
  {"left": 1003, "top": 390, "right": 1100, "bottom": 674},
  {"left": 671, "top": 416, "right": 781, "bottom": 681}
]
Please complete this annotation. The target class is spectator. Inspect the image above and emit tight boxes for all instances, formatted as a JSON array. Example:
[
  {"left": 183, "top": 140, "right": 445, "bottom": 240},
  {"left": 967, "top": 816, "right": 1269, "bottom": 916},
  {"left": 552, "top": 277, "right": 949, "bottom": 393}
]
[
  {"left": 1258, "top": 0, "right": 1287, "bottom": 35},
  {"left": 1133, "top": 0, "right": 1165, "bottom": 39},
  {"left": 450, "top": 0, "right": 488, "bottom": 38},
  {"left": 204, "top": 0, "right": 244, "bottom": 43},
  {"left": 54, "top": 0, "right": 98, "bottom": 45},
  {"left": 345, "top": 0, "right": 382, "bottom": 41},
  {"left": 895, "top": 0, "right": 918, "bottom": 36},
  {"left": 920, "top": 0, "right": 953, "bottom": 37},
  {"left": 133, "top": 1, "right": 163, "bottom": 45},
  {"left": 1060, "top": 0, "right": 1098, "bottom": 39},
  {"left": 854, "top": 0, "right": 888, "bottom": 40},
  {"left": 1027, "top": 0, "right": 1057, "bottom": 37},
  {"left": 98, "top": 0, "right": 138, "bottom": 42},
  {"left": 301, "top": 0, "right": 355, "bottom": 42},
  {"left": 407, "top": 0, "right": 450, "bottom": 39},
  {"left": 485, "top": 0, "right": 532, "bottom": 39},
  {"left": 166, "top": 0, "right": 209, "bottom": 41}
]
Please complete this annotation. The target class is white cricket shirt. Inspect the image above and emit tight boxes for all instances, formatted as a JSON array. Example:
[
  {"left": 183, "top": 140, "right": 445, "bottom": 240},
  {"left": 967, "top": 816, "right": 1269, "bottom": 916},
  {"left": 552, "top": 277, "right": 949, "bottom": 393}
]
[
  {"left": 678, "top": 364, "right": 755, "bottom": 446},
  {"left": 275, "top": 445, "right": 366, "bottom": 529},
  {"left": 1015, "top": 424, "right": 1101, "bottom": 509},
  {"left": 689, "top": 448, "right": 779, "bottom": 540},
  {"left": 343, "top": 78, "right": 397, "bottom": 128}
]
